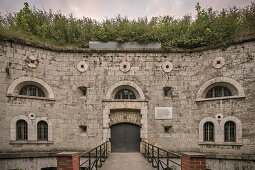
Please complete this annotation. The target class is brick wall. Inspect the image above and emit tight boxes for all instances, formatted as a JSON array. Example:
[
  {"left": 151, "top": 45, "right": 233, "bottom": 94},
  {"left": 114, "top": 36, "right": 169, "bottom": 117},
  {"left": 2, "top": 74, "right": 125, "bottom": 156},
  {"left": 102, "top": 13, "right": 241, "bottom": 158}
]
[
  {"left": 56, "top": 152, "right": 79, "bottom": 170},
  {"left": 181, "top": 153, "right": 206, "bottom": 170}
]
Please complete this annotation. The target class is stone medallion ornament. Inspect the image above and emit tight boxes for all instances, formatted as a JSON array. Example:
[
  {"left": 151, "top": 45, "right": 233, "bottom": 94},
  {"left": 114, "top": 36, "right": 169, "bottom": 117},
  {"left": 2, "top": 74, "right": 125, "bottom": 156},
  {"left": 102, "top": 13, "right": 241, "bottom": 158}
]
[
  {"left": 77, "top": 61, "right": 88, "bottom": 72},
  {"left": 28, "top": 113, "right": 36, "bottom": 120},
  {"left": 26, "top": 56, "right": 39, "bottom": 68},
  {"left": 119, "top": 61, "right": 131, "bottom": 72},
  {"left": 213, "top": 57, "right": 225, "bottom": 69},
  {"left": 215, "top": 113, "right": 223, "bottom": 120},
  {"left": 162, "top": 61, "right": 173, "bottom": 73}
]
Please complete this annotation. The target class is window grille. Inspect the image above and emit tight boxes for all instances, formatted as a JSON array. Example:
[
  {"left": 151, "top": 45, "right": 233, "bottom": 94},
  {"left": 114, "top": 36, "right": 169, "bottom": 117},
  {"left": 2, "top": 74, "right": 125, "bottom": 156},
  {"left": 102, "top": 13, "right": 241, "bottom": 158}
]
[
  {"left": 37, "top": 121, "right": 48, "bottom": 141},
  {"left": 16, "top": 120, "right": 28, "bottom": 140},
  {"left": 114, "top": 89, "right": 136, "bottom": 99},
  {"left": 203, "top": 122, "right": 214, "bottom": 142},
  {"left": 206, "top": 86, "right": 232, "bottom": 98},
  {"left": 224, "top": 121, "right": 236, "bottom": 142},
  {"left": 19, "top": 85, "right": 45, "bottom": 97}
]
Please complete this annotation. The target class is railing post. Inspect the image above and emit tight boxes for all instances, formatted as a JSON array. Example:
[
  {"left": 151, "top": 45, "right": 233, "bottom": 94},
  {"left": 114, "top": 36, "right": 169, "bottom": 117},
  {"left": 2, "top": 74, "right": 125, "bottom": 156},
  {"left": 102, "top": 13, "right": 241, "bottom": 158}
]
[
  {"left": 106, "top": 142, "right": 108, "bottom": 157},
  {"left": 102, "top": 143, "right": 105, "bottom": 161},
  {"left": 100, "top": 144, "right": 102, "bottom": 166},
  {"left": 79, "top": 141, "right": 109, "bottom": 169},
  {"left": 167, "top": 152, "right": 169, "bottom": 168},
  {"left": 144, "top": 142, "right": 147, "bottom": 158},
  {"left": 146, "top": 142, "right": 148, "bottom": 158},
  {"left": 152, "top": 145, "right": 154, "bottom": 167},
  {"left": 146, "top": 143, "right": 149, "bottom": 162},
  {"left": 96, "top": 147, "right": 98, "bottom": 170},
  {"left": 149, "top": 144, "right": 151, "bottom": 162},
  {"left": 157, "top": 147, "right": 159, "bottom": 170},
  {"left": 143, "top": 142, "right": 182, "bottom": 170},
  {"left": 89, "top": 152, "right": 91, "bottom": 170},
  {"left": 148, "top": 143, "right": 151, "bottom": 162}
]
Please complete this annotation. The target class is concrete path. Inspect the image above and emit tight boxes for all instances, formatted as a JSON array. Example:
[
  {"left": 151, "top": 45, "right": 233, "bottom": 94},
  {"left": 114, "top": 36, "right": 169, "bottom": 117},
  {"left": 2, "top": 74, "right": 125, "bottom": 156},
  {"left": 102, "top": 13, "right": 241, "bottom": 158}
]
[{"left": 100, "top": 152, "right": 154, "bottom": 170}]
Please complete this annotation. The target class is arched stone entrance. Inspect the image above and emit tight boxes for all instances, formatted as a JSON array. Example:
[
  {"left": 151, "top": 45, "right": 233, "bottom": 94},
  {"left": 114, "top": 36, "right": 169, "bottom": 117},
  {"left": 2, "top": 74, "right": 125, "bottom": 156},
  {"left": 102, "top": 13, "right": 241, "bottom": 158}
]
[
  {"left": 102, "top": 81, "right": 148, "bottom": 151},
  {"left": 111, "top": 123, "right": 141, "bottom": 152}
]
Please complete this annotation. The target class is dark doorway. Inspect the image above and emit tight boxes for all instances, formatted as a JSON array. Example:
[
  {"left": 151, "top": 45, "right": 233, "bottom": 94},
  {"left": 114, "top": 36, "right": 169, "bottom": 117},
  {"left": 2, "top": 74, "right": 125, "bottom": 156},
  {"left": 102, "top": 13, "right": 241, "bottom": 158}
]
[{"left": 111, "top": 123, "right": 140, "bottom": 152}]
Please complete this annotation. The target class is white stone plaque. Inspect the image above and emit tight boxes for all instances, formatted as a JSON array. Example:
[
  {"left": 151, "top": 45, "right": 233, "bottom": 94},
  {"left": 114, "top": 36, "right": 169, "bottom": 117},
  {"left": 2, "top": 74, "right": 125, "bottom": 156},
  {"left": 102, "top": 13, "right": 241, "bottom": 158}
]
[{"left": 155, "top": 107, "right": 172, "bottom": 119}]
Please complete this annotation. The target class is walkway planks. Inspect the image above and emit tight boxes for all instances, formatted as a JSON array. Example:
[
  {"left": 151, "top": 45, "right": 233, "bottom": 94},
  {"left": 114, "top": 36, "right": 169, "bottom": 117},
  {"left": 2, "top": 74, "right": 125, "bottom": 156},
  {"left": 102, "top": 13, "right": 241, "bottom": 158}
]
[{"left": 100, "top": 152, "right": 154, "bottom": 170}]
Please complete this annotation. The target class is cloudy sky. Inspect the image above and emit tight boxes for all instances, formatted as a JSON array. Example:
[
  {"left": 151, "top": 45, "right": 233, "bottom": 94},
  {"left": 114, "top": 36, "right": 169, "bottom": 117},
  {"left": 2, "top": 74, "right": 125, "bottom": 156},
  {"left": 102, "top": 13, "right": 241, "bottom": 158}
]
[{"left": 0, "top": 0, "right": 253, "bottom": 20}]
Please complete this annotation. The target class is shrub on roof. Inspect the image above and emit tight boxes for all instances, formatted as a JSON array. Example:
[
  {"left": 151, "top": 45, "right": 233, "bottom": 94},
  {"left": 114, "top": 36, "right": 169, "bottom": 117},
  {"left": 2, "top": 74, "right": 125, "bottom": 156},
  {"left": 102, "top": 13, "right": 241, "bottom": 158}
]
[{"left": 0, "top": 2, "right": 254, "bottom": 49}]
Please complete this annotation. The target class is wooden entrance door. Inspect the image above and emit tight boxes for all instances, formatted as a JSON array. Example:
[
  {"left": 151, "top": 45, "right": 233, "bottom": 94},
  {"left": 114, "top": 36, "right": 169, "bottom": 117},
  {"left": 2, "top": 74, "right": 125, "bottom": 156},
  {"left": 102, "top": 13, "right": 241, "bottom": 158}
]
[{"left": 111, "top": 123, "right": 140, "bottom": 152}]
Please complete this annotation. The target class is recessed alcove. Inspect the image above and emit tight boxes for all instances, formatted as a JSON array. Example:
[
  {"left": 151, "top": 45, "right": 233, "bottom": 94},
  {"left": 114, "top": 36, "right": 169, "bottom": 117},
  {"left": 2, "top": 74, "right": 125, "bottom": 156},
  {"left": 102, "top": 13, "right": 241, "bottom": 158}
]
[{"left": 78, "top": 86, "right": 87, "bottom": 96}]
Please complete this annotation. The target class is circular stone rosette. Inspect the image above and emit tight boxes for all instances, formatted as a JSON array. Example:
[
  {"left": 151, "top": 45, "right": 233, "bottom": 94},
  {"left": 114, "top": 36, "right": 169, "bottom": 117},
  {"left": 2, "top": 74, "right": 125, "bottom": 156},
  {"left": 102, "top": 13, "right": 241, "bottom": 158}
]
[
  {"left": 162, "top": 61, "right": 173, "bottom": 73},
  {"left": 119, "top": 61, "right": 131, "bottom": 73},
  {"left": 215, "top": 113, "right": 224, "bottom": 120},
  {"left": 77, "top": 61, "right": 88, "bottom": 72},
  {"left": 213, "top": 57, "right": 225, "bottom": 69},
  {"left": 28, "top": 113, "right": 36, "bottom": 120}
]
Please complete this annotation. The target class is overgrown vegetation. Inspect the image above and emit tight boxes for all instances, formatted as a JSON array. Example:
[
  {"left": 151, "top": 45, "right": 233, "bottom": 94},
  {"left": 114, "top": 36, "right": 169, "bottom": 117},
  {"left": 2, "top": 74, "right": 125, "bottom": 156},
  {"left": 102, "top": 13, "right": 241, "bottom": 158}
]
[{"left": 0, "top": 2, "right": 254, "bottom": 49}]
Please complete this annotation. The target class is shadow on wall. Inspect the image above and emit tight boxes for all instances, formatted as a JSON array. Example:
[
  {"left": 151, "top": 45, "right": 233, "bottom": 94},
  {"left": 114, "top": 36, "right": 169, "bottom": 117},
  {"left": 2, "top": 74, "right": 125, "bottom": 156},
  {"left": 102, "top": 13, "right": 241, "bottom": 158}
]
[{"left": 41, "top": 168, "right": 57, "bottom": 170}]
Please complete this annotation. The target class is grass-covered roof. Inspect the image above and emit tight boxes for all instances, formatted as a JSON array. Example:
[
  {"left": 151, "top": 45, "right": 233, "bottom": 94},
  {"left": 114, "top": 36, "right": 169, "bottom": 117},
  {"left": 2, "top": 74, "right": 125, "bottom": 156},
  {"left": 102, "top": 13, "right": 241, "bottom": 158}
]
[{"left": 0, "top": 2, "right": 254, "bottom": 51}]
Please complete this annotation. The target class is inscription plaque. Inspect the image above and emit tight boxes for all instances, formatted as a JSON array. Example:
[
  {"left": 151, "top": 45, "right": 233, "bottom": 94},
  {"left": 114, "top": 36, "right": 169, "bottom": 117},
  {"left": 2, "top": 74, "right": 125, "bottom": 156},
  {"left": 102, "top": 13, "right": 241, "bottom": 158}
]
[{"left": 155, "top": 107, "right": 172, "bottom": 119}]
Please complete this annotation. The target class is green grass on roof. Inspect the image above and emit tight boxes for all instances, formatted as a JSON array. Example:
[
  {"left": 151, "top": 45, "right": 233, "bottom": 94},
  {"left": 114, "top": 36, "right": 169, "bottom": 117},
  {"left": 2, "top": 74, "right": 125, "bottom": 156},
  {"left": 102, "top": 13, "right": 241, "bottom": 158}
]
[{"left": 0, "top": 2, "right": 255, "bottom": 49}]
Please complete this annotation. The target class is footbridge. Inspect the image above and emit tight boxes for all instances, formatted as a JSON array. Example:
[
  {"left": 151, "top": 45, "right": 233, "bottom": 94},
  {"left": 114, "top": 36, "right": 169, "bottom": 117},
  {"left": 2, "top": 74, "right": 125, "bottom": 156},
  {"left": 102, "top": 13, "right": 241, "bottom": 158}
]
[{"left": 56, "top": 141, "right": 207, "bottom": 170}]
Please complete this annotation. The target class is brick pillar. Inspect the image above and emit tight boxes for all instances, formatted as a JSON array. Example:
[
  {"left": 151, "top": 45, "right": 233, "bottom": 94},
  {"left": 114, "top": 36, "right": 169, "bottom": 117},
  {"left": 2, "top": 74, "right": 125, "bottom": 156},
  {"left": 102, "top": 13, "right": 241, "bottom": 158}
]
[
  {"left": 181, "top": 152, "right": 206, "bottom": 170},
  {"left": 56, "top": 152, "right": 79, "bottom": 170}
]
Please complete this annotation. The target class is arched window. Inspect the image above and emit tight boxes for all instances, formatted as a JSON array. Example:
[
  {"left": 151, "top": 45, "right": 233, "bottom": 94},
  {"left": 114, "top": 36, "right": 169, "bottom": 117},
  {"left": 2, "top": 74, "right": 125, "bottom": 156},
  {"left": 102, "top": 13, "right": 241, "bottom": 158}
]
[
  {"left": 114, "top": 89, "right": 136, "bottom": 99},
  {"left": 203, "top": 122, "right": 214, "bottom": 142},
  {"left": 19, "top": 85, "right": 45, "bottom": 97},
  {"left": 224, "top": 121, "right": 236, "bottom": 142},
  {"left": 16, "top": 120, "right": 28, "bottom": 140},
  {"left": 37, "top": 121, "right": 48, "bottom": 141},
  {"left": 206, "top": 86, "right": 232, "bottom": 98}
]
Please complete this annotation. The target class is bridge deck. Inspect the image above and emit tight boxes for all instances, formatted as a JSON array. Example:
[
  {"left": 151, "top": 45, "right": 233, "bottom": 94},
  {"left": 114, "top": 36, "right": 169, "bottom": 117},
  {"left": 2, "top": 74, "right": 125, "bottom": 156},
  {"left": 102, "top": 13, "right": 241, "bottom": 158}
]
[{"left": 100, "top": 152, "right": 154, "bottom": 170}]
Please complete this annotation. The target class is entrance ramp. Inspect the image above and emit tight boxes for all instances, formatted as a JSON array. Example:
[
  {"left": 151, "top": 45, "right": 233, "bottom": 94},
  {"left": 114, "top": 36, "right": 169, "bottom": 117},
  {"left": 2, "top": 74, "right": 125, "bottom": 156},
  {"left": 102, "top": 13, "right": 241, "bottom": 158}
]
[{"left": 100, "top": 152, "right": 154, "bottom": 170}]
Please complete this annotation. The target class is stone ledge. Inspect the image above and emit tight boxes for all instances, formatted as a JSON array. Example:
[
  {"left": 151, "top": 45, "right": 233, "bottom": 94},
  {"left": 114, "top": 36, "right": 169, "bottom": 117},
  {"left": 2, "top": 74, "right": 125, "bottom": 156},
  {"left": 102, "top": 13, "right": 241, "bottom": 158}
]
[
  {"left": 0, "top": 152, "right": 57, "bottom": 159},
  {"left": 57, "top": 152, "right": 79, "bottom": 157},
  {"left": 205, "top": 154, "right": 254, "bottom": 160},
  {"left": 196, "top": 95, "right": 246, "bottom": 102},
  {"left": 10, "top": 141, "right": 54, "bottom": 145},
  {"left": 181, "top": 152, "right": 206, "bottom": 158},
  {"left": 198, "top": 142, "right": 243, "bottom": 146},
  {"left": 7, "top": 94, "right": 55, "bottom": 101}
]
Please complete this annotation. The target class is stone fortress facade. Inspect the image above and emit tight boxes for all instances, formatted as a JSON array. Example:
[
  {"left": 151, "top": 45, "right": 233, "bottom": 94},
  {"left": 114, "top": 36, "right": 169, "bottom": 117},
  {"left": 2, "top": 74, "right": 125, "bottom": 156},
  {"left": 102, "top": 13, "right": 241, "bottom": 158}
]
[{"left": 0, "top": 39, "right": 254, "bottom": 169}]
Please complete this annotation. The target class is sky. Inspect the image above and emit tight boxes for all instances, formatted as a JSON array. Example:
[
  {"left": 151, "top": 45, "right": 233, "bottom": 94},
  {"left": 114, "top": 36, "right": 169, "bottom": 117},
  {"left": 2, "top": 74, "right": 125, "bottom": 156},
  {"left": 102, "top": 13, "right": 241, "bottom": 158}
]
[{"left": 0, "top": 0, "right": 253, "bottom": 21}]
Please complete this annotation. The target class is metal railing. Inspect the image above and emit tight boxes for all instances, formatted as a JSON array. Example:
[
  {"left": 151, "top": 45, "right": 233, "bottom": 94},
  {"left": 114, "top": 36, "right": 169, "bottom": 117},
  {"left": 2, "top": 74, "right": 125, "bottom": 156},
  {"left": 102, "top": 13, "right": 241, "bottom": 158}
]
[
  {"left": 79, "top": 141, "right": 109, "bottom": 170},
  {"left": 248, "top": 154, "right": 255, "bottom": 168},
  {"left": 142, "top": 141, "right": 181, "bottom": 170}
]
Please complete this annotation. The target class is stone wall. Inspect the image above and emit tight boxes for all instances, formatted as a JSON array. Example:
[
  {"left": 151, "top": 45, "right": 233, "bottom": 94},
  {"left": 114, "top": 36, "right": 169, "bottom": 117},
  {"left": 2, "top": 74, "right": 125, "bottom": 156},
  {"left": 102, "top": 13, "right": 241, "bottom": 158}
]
[
  {"left": 0, "top": 157, "right": 56, "bottom": 170},
  {"left": 206, "top": 158, "right": 254, "bottom": 170},
  {"left": 0, "top": 40, "right": 254, "bottom": 157}
]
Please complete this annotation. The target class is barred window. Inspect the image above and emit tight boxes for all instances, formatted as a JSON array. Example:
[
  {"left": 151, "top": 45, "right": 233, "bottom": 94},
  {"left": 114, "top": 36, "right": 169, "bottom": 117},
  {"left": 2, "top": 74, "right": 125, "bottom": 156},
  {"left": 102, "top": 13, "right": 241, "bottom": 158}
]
[
  {"left": 16, "top": 120, "right": 28, "bottom": 140},
  {"left": 19, "top": 85, "right": 45, "bottom": 97},
  {"left": 224, "top": 121, "right": 236, "bottom": 142},
  {"left": 206, "top": 86, "right": 232, "bottom": 98},
  {"left": 37, "top": 121, "right": 48, "bottom": 141},
  {"left": 114, "top": 89, "right": 136, "bottom": 99},
  {"left": 203, "top": 122, "right": 214, "bottom": 142}
]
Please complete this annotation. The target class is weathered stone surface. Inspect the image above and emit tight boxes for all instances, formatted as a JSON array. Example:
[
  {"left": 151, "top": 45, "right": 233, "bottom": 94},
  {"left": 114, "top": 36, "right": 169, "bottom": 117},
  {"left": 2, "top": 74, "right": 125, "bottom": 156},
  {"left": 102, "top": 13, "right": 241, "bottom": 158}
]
[{"left": 0, "top": 40, "right": 254, "bottom": 170}]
